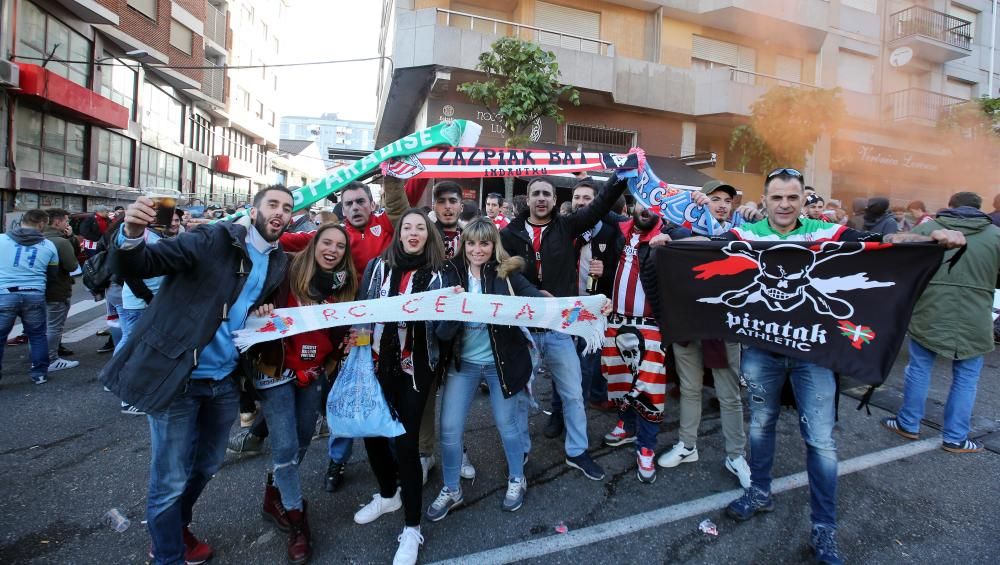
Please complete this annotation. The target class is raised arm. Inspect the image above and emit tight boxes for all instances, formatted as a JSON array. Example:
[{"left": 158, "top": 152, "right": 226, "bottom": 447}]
[
  {"left": 565, "top": 175, "right": 629, "bottom": 237},
  {"left": 382, "top": 176, "right": 411, "bottom": 224}
]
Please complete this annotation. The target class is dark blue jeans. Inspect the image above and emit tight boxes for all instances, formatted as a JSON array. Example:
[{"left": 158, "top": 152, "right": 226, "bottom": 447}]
[
  {"left": 741, "top": 346, "right": 838, "bottom": 528},
  {"left": 0, "top": 291, "right": 49, "bottom": 381},
  {"left": 620, "top": 406, "right": 658, "bottom": 451},
  {"left": 259, "top": 379, "right": 324, "bottom": 511},
  {"left": 551, "top": 336, "right": 607, "bottom": 412},
  {"left": 147, "top": 378, "right": 239, "bottom": 565}
]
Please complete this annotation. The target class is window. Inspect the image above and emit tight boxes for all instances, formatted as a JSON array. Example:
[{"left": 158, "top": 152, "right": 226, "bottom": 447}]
[
  {"left": 534, "top": 2, "right": 601, "bottom": 53},
  {"left": 15, "top": 106, "right": 86, "bottom": 178},
  {"left": 565, "top": 124, "right": 636, "bottom": 153},
  {"left": 725, "top": 143, "right": 763, "bottom": 175},
  {"left": 194, "top": 164, "right": 212, "bottom": 195},
  {"left": 188, "top": 112, "right": 214, "bottom": 154},
  {"left": 948, "top": 4, "right": 977, "bottom": 41},
  {"left": 255, "top": 100, "right": 264, "bottom": 120},
  {"left": 775, "top": 55, "right": 803, "bottom": 84},
  {"left": 127, "top": 0, "right": 157, "bottom": 20},
  {"left": 692, "top": 35, "right": 756, "bottom": 84},
  {"left": 96, "top": 129, "right": 134, "bottom": 186},
  {"left": 170, "top": 19, "right": 193, "bottom": 55},
  {"left": 841, "top": 0, "right": 876, "bottom": 13},
  {"left": 836, "top": 50, "right": 875, "bottom": 93},
  {"left": 141, "top": 82, "right": 184, "bottom": 141},
  {"left": 945, "top": 78, "right": 974, "bottom": 100},
  {"left": 16, "top": 2, "right": 92, "bottom": 87},
  {"left": 99, "top": 53, "right": 138, "bottom": 118},
  {"left": 138, "top": 145, "right": 181, "bottom": 189}
]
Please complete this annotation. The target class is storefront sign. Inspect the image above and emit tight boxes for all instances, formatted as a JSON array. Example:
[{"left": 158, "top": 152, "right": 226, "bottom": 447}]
[
  {"left": 832, "top": 141, "right": 944, "bottom": 174},
  {"left": 431, "top": 101, "right": 558, "bottom": 144}
]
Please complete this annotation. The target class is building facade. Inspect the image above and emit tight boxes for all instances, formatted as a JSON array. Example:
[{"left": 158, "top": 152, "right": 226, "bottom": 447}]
[
  {"left": 271, "top": 138, "right": 327, "bottom": 189},
  {"left": 280, "top": 113, "right": 376, "bottom": 168},
  {"left": 376, "top": 0, "right": 1000, "bottom": 210},
  {"left": 0, "top": 0, "right": 288, "bottom": 230}
]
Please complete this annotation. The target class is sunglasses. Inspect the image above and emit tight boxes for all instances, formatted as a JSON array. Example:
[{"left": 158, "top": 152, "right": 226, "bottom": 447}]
[{"left": 767, "top": 167, "right": 804, "bottom": 180}]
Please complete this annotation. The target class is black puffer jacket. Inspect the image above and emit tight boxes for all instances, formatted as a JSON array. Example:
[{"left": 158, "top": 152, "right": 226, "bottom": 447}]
[{"left": 437, "top": 256, "right": 543, "bottom": 397}]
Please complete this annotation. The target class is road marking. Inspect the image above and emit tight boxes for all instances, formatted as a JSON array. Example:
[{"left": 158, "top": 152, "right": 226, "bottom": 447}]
[
  {"left": 61, "top": 317, "right": 109, "bottom": 344},
  {"left": 7, "top": 299, "right": 103, "bottom": 338},
  {"left": 428, "top": 438, "right": 941, "bottom": 565}
]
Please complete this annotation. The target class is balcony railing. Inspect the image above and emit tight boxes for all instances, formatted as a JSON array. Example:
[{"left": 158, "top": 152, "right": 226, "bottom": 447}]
[
  {"left": 729, "top": 68, "right": 817, "bottom": 90},
  {"left": 886, "top": 88, "right": 965, "bottom": 123},
  {"left": 205, "top": 2, "right": 227, "bottom": 47},
  {"left": 436, "top": 8, "right": 614, "bottom": 56},
  {"left": 890, "top": 6, "right": 972, "bottom": 50},
  {"left": 202, "top": 60, "right": 224, "bottom": 102}
]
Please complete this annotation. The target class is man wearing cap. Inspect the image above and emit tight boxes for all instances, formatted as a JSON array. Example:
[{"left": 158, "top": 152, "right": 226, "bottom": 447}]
[
  {"left": 78, "top": 205, "right": 113, "bottom": 257},
  {"left": 657, "top": 180, "right": 751, "bottom": 488},
  {"left": 804, "top": 193, "right": 827, "bottom": 221}
]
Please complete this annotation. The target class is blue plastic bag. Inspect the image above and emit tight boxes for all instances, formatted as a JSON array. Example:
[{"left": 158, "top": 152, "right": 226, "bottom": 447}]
[{"left": 326, "top": 344, "right": 405, "bottom": 438}]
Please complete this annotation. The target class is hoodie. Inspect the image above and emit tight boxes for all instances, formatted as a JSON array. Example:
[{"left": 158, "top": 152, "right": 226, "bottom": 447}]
[
  {"left": 862, "top": 197, "right": 899, "bottom": 235},
  {"left": 0, "top": 227, "right": 60, "bottom": 291},
  {"left": 908, "top": 207, "right": 1000, "bottom": 359}
]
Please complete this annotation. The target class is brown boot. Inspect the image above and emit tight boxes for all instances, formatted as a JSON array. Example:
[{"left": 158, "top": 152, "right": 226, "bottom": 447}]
[
  {"left": 262, "top": 473, "right": 291, "bottom": 532},
  {"left": 286, "top": 501, "right": 311, "bottom": 565}
]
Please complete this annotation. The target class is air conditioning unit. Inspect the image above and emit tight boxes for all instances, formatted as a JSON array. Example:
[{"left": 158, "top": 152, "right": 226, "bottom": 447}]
[{"left": 0, "top": 60, "right": 19, "bottom": 88}]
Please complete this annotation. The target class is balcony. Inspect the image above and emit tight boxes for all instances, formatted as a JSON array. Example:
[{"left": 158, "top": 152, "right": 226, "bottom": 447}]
[
  {"left": 205, "top": 2, "right": 228, "bottom": 57},
  {"left": 201, "top": 60, "right": 225, "bottom": 103},
  {"left": 653, "top": 0, "right": 829, "bottom": 50},
  {"left": 437, "top": 9, "right": 614, "bottom": 56},
  {"left": 692, "top": 67, "right": 816, "bottom": 117},
  {"left": 885, "top": 88, "right": 965, "bottom": 126},
  {"left": 889, "top": 6, "right": 972, "bottom": 63}
]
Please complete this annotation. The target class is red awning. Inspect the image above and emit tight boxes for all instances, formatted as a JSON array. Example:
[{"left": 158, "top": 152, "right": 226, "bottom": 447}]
[{"left": 17, "top": 62, "right": 129, "bottom": 130}]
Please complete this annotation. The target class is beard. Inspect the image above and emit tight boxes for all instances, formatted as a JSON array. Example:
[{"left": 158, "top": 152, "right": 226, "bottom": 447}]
[
  {"left": 633, "top": 210, "right": 658, "bottom": 231},
  {"left": 254, "top": 213, "right": 284, "bottom": 242}
]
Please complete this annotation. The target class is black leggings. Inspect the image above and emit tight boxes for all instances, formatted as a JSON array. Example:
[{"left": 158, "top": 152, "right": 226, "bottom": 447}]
[{"left": 364, "top": 370, "right": 432, "bottom": 527}]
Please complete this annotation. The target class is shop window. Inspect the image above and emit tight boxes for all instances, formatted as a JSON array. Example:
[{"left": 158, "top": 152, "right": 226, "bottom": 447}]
[
  {"left": 16, "top": 106, "right": 86, "bottom": 179},
  {"left": 97, "top": 129, "right": 134, "bottom": 186},
  {"left": 139, "top": 144, "right": 181, "bottom": 189}
]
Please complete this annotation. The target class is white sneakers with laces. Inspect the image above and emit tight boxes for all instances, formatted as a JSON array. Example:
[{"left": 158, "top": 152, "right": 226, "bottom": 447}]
[
  {"left": 393, "top": 526, "right": 424, "bottom": 565},
  {"left": 48, "top": 358, "right": 79, "bottom": 372},
  {"left": 725, "top": 455, "right": 752, "bottom": 488},
  {"left": 460, "top": 451, "right": 476, "bottom": 480},
  {"left": 353, "top": 489, "right": 402, "bottom": 524},
  {"left": 656, "top": 441, "right": 699, "bottom": 468}
]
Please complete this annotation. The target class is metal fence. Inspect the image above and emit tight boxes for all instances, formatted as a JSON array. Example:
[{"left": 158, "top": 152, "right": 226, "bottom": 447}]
[
  {"left": 886, "top": 88, "right": 965, "bottom": 122},
  {"left": 890, "top": 6, "right": 972, "bottom": 50}
]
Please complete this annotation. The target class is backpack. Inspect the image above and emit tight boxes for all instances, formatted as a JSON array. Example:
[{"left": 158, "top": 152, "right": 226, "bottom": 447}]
[{"left": 81, "top": 251, "right": 113, "bottom": 293}]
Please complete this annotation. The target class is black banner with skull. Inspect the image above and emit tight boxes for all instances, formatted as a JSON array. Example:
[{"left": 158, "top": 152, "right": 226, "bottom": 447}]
[{"left": 654, "top": 241, "right": 945, "bottom": 385}]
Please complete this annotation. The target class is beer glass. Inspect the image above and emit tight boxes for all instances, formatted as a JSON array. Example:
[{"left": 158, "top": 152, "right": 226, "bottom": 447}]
[{"left": 145, "top": 188, "right": 180, "bottom": 227}]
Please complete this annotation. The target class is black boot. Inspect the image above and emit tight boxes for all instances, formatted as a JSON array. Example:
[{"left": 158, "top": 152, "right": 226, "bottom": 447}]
[
  {"left": 543, "top": 412, "right": 564, "bottom": 439},
  {"left": 324, "top": 460, "right": 345, "bottom": 493}
]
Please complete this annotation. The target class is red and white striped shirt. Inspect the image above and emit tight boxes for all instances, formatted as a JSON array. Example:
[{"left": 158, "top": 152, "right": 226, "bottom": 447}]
[
  {"left": 611, "top": 219, "right": 660, "bottom": 318},
  {"left": 493, "top": 213, "right": 510, "bottom": 229}
]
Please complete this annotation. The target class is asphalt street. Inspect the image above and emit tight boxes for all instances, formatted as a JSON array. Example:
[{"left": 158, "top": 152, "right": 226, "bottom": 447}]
[{"left": 0, "top": 286, "right": 997, "bottom": 564}]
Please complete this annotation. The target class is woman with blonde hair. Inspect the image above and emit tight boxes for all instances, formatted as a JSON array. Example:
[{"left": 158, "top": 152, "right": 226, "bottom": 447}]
[{"left": 250, "top": 223, "right": 357, "bottom": 564}]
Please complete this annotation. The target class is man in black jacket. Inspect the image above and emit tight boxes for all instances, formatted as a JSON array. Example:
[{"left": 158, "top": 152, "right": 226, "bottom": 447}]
[
  {"left": 500, "top": 176, "right": 629, "bottom": 480},
  {"left": 101, "top": 186, "right": 293, "bottom": 565}
]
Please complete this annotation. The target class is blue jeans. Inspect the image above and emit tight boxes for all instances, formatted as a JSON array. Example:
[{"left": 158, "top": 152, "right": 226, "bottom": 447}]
[
  {"left": 534, "top": 331, "right": 589, "bottom": 457},
  {"left": 106, "top": 283, "right": 124, "bottom": 346},
  {"left": 259, "top": 379, "right": 324, "bottom": 511},
  {"left": 440, "top": 361, "right": 525, "bottom": 490},
  {"left": 620, "top": 406, "right": 658, "bottom": 451},
  {"left": 0, "top": 291, "right": 49, "bottom": 381},
  {"left": 116, "top": 308, "right": 145, "bottom": 353},
  {"left": 147, "top": 378, "right": 239, "bottom": 565},
  {"left": 552, "top": 338, "right": 607, "bottom": 412},
  {"left": 741, "top": 346, "right": 838, "bottom": 527},
  {"left": 897, "top": 339, "right": 984, "bottom": 445}
]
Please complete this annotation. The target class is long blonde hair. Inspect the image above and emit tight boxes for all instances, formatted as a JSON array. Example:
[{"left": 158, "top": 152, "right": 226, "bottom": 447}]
[
  {"left": 289, "top": 223, "right": 358, "bottom": 304},
  {"left": 460, "top": 217, "right": 512, "bottom": 265}
]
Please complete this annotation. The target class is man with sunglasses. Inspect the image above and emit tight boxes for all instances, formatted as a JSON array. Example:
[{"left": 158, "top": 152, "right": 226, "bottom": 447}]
[{"left": 714, "top": 168, "right": 965, "bottom": 565}]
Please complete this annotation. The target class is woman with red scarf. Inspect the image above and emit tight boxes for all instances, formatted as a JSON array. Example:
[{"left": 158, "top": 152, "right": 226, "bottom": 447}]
[{"left": 249, "top": 223, "right": 357, "bottom": 564}]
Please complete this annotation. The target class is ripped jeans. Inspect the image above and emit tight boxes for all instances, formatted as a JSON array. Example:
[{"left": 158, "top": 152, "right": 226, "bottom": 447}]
[
  {"left": 741, "top": 346, "right": 838, "bottom": 527},
  {"left": 258, "top": 378, "right": 324, "bottom": 511}
]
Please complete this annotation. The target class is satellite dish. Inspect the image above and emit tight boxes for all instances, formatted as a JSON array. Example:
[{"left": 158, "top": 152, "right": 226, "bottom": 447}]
[{"left": 889, "top": 46, "right": 913, "bottom": 68}]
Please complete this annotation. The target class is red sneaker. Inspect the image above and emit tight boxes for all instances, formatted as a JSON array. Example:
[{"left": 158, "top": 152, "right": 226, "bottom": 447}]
[{"left": 182, "top": 526, "right": 213, "bottom": 565}]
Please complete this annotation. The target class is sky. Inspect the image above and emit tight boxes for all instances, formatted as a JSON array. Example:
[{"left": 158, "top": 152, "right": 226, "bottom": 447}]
[{"left": 277, "top": 0, "right": 383, "bottom": 122}]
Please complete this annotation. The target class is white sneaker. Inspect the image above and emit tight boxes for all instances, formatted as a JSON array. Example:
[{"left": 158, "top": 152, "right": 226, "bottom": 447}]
[
  {"left": 460, "top": 451, "right": 476, "bottom": 480},
  {"left": 48, "top": 358, "right": 79, "bottom": 372},
  {"left": 353, "top": 489, "right": 402, "bottom": 524},
  {"left": 725, "top": 455, "right": 752, "bottom": 489},
  {"left": 392, "top": 526, "right": 424, "bottom": 565},
  {"left": 656, "top": 441, "right": 699, "bottom": 468},
  {"left": 420, "top": 454, "right": 436, "bottom": 486}
]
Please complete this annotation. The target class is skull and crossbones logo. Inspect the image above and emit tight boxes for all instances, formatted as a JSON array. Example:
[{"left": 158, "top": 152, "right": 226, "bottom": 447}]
[
  {"left": 614, "top": 325, "right": 645, "bottom": 377},
  {"left": 705, "top": 241, "right": 865, "bottom": 319}
]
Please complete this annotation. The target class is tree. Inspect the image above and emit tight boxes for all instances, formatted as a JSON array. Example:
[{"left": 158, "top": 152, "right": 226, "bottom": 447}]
[
  {"left": 939, "top": 96, "right": 1000, "bottom": 139},
  {"left": 459, "top": 37, "right": 580, "bottom": 147},
  {"left": 730, "top": 86, "right": 846, "bottom": 174}
]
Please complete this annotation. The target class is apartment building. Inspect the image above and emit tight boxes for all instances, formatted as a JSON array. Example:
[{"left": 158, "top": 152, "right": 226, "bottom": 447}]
[
  {"left": 0, "top": 0, "right": 288, "bottom": 230},
  {"left": 376, "top": 0, "right": 999, "bottom": 209},
  {"left": 280, "top": 113, "right": 376, "bottom": 169}
]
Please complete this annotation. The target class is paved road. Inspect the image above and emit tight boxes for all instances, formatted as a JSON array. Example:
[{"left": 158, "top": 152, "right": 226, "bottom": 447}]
[{"left": 1, "top": 288, "right": 997, "bottom": 564}]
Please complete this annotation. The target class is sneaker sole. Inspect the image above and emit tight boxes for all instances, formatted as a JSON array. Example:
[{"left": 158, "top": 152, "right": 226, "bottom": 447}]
[
  {"left": 657, "top": 451, "right": 698, "bottom": 469},
  {"left": 426, "top": 498, "right": 463, "bottom": 522},
  {"left": 941, "top": 444, "right": 984, "bottom": 454},
  {"left": 460, "top": 469, "right": 476, "bottom": 480},
  {"left": 354, "top": 500, "right": 402, "bottom": 524},
  {"left": 725, "top": 503, "right": 775, "bottom": 522},
  {"left": 565, "top": 459, "right": 605, "bottom": 481},
  {"left": 636, "top": 469, "right": 657, "bottom": 484},
  {"left": 121, "top": 410, "right": 146, "bottom": 416},
  {"left": 603, "top": 436, "right": 637, "bottom": 447},
  {"left": 724, "top": 460, "right": 752, "bottom": 488},
  {"left": 880, "top": 419, "right": 919, "bottom": 441},
  {"left": 502, "top": 498, "right": 524, "bottom": 512}
]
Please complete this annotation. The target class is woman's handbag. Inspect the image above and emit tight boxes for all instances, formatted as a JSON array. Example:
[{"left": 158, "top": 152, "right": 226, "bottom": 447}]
[{"left": 326, "top": 343, "right": 405, "bottom": 438}]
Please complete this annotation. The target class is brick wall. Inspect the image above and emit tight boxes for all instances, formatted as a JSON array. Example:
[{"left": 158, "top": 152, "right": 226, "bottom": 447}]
[{"left": 94, "top": 0, "right": 206, "bottom": 84}]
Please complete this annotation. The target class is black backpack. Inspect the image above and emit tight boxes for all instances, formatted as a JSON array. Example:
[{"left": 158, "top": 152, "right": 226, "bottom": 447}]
[{"left": 82, "top": 251, "right": 113, "bottom": 293}]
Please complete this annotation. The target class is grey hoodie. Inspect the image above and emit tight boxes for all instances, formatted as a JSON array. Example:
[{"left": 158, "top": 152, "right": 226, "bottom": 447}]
[{"left": 9, "top": 226, "right": 45, "bottom": 246}]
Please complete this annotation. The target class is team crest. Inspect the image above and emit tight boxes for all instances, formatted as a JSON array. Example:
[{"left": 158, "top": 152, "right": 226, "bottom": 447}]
[
  {"left": 383, "top": 154, "right": 426, "bottom": 179},
  {"left": 370, "top": 225, "right": 382, "bottom": 237},
  {"left": 560, "top": 300, "right": 599, "bottom": 329},
  {"left": 258, "top": 314, "right": 295, "bottom": 334},
  {"left": 598, "top": 244, "right": 607, "bottom": 252}
]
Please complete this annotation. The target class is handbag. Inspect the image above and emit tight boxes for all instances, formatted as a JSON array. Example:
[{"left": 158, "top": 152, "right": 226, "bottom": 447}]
[{"left": 326, "top": 343, "right": 405, "bottom": 438}]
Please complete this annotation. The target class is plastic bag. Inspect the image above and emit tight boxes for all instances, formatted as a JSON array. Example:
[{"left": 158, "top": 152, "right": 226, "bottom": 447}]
[{"left": 326, "top": 344, "right": 405, "bottom": 438}]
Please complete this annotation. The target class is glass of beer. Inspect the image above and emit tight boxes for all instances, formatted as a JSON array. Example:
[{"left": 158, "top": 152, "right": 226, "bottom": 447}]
[{"left": 145, "top": 188, "right": 180, "bottom": 227}]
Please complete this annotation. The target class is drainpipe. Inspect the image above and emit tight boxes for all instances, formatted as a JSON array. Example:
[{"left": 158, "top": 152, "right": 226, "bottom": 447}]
[{"left": 990, "top": 0, "right": 997, "bottom": 97}]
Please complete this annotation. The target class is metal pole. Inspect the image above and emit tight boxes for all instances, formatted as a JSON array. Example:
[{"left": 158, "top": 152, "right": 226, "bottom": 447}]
[{"left": 990, "top": 0, "right": 998, "bottom": 96}]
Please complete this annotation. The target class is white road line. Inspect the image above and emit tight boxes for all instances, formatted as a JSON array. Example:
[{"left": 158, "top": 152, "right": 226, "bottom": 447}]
[
  {"left": 428, "top": 438, "right": 941, "bottom": 565},
  {"left": 61, "top": 317, "right": 109, "bottom": 344},
  {"left": 7, "top": 299, "right": 103, "bottom": 338}
]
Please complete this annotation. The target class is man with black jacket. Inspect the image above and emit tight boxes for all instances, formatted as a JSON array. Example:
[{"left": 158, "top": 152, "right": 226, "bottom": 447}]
[
  {"left": 101, "top": 186, "right": 293, "bottom": 565},
  {"left": 500, "top": 176, "right": 629, "bottom": 480}
]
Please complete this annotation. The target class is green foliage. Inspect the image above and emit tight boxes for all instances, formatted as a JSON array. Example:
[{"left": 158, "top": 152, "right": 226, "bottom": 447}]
[
  {"left": 939, "top": 96, "right": 1000, "bottom": 138},
  {"left": 459, "top": 37, "right": 580, "bottom": 147},
  {"left": 730, "top": 86, "right": 846, "bottom": 174}
]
